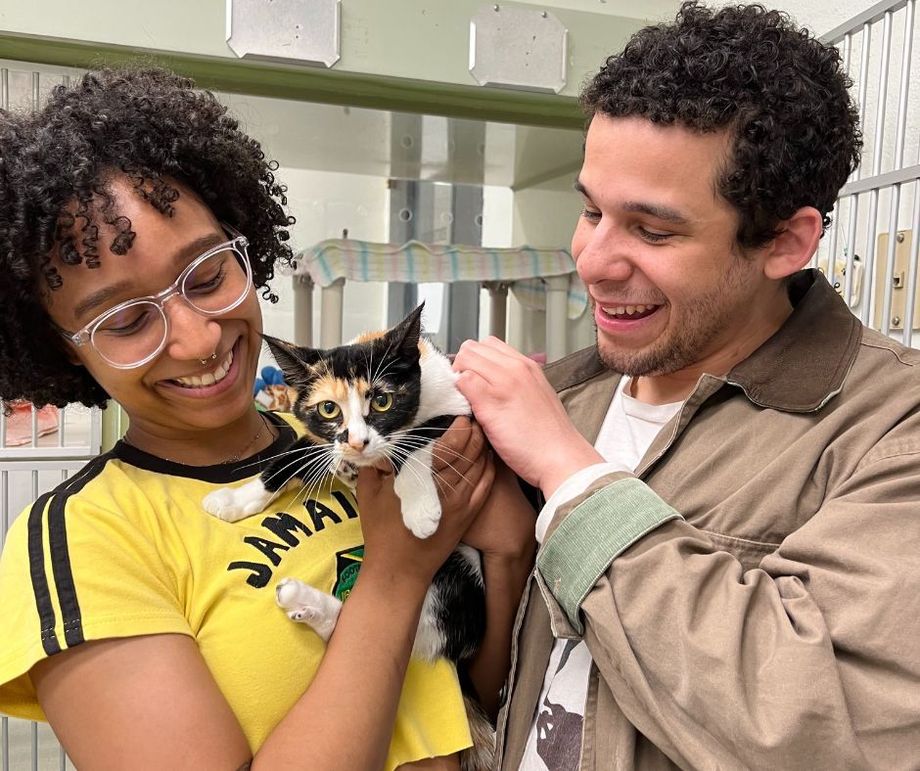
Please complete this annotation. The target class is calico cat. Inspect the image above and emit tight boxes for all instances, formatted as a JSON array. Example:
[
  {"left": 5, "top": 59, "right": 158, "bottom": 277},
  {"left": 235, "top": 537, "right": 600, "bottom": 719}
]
[{"left": 202, "top": 305, "right": 492, "bottom": 768}]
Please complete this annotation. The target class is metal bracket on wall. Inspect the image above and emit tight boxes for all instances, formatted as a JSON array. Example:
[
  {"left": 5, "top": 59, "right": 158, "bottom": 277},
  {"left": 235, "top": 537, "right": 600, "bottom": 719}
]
[
  {"left": 874, "top": 230, "right": 919, "bottom": 331},
  {"left": 469, "top": 4, "right": 567, "bottom": 93},
  {"left": 226, "top": 0, "right": 341, "bottom": 68}
]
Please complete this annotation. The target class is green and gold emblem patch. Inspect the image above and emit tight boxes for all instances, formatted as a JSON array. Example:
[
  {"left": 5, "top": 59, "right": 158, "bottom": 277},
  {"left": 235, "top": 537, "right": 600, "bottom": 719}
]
[{"left": 332, "top": 545, "right": 364, "bottom": 601}]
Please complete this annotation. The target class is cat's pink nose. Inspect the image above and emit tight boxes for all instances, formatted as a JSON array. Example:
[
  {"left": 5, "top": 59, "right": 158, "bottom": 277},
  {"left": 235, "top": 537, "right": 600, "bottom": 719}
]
[{"left": 348, "top": 437, "right": 370, "bottom": 451}]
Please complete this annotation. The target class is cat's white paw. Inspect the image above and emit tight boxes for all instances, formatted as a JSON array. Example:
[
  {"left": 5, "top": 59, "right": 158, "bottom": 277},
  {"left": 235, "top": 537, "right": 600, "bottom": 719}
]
[
  {"left": 275, "top": 578, "right": 341, "bottom": 642},
  {"left": 203, "top": 479, "right": 272, "bottom": 522},
  {"left": 401, "top": 494, "right": 442, "bottom": 539},
  {"left": 335, "top": 461, "right": 359, "bottom": 488}
]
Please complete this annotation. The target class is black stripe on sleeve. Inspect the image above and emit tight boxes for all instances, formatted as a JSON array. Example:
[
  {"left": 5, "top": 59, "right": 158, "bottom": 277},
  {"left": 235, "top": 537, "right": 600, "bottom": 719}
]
[
  {"left": 27, "top": 454, "right": 112, "bottom": 655},
  {"left": 49, "top": 492, "right": 85, "bottom": 648},
  {"left": 28, "top": 491, "right": 62, "bottom": 656},
  {"left": 49, "top": 454, "right": 113, "bottom": 649}
]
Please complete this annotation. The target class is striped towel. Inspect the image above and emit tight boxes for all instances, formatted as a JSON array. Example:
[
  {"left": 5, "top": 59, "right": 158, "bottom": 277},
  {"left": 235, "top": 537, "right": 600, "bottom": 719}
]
[{"left": 292, "top": 239, "right": 587, "bottom": 320}]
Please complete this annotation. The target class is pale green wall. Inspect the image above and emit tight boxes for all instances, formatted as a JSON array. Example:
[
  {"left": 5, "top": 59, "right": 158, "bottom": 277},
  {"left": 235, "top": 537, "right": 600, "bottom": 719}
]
[{"left": 0, "top": 0, "right": 644, "bottom": 97}]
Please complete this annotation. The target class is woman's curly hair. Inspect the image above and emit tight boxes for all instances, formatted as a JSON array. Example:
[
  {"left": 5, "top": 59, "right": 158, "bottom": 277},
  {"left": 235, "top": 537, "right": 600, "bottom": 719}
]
[
  {"left": 581, "top": 1, "right": 862, "bottom": 248},
  {"left": 0, "top": 66, "right": 294, "bottom": 410}
]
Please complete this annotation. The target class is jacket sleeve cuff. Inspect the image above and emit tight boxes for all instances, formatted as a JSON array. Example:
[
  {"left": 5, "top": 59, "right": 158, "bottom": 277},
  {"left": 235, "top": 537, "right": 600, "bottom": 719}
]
[
  {"left": 536, "top": 477, "right": 682, "bottom": 634},
  {"left": 536, "top": 462, "right": 632, "bottom": 543}
]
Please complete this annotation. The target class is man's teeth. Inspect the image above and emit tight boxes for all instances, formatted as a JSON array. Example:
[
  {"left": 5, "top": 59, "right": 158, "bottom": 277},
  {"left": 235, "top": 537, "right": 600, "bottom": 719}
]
[
  {"left": 602, "top": 304, "right": 656, "bottom": 317},
  {"left": 173, "top": 349, "right": 234, "bottom": 388}
]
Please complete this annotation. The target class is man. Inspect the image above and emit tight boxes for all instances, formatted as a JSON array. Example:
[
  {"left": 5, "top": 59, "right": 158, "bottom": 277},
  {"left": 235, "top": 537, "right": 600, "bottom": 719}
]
[{"left": 453, "top": 2, "right": 920, "bottom": 768}]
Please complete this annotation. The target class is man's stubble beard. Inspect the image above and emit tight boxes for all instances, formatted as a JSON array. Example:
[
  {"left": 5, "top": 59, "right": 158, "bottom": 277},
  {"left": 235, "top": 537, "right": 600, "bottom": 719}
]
[{"left": 595, "top": 258, "right": 752, "bottom": 377}]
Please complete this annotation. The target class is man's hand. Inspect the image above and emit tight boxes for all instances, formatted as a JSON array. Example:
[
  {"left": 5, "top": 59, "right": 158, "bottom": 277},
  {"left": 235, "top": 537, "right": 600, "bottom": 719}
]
[{"left": 452, "top": 337, "right": 603, "bottom": 498}]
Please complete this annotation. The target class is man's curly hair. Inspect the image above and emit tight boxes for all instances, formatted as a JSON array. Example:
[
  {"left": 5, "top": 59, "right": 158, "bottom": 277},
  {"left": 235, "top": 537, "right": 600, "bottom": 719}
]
[
  {"left": 0, "top": 66, "right": 294, "bottom": 410},
  {"left": 581, "top": 1, "right": 862, "bottom": 248}
]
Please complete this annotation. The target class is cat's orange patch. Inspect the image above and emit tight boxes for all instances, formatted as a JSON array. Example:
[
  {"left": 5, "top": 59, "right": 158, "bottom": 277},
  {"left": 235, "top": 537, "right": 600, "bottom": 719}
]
[
  {"left": 353, "top": 329, "right": 432, "bottom": 360},
  {"left": 353, "top": 330, "right": 386, "bottom": 344},
  {"left": 308, "top": 375, "right": 353, "bottom": 406},
  {"left": 307, "top": 376, "right": 371, "bottom": 425}
]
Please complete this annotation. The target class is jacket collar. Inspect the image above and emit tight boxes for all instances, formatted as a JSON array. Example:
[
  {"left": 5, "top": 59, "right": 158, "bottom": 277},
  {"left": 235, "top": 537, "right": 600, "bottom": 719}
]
[
  {"left": 545, "top": 269, "right": 862, "bottom": 418},
  {"left": 726, "top": 269, "right": 862, "bottom": 412}
]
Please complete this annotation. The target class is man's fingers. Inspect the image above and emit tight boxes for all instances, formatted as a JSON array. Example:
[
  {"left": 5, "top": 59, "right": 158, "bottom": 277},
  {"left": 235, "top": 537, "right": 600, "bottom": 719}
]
[
  {"left": 479, "top": 335, "right": 525, "bottom": 356},
  {"left": 455, "top": 341, "right": 541, "bottom": 399},
  {"left": 453, "top": 342, "right": 501, "bottom": 384}
]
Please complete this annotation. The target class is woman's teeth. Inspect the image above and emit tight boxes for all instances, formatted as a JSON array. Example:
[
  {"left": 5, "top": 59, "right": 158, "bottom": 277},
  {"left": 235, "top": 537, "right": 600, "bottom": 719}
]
[{"left": 173, "top": 349, "right": 234, "bottom": 388}]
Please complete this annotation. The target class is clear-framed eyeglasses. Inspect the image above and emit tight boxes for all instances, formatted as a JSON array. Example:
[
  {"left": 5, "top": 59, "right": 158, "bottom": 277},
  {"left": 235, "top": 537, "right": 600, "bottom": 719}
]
[{"left": 59, "top": 227, "right": 253, "bottom": 369}]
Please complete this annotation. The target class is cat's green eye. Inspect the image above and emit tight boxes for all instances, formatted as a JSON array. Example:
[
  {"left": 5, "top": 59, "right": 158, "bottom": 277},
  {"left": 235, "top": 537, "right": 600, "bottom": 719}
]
[
  {"left": 371, "top": 392, "right": 394, "bottom": 412},
  {"left": 317, "top": 401, "right": 341, "bottom": 419}
]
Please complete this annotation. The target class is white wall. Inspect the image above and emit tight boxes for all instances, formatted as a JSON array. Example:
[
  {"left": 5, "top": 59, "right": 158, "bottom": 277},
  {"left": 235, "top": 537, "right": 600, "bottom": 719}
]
[
  {"left": 509, "top": 174, "right": 597, "bottom": 357},
  {"left": 257, "top": 166, "right": 390, "bottom": 367}
]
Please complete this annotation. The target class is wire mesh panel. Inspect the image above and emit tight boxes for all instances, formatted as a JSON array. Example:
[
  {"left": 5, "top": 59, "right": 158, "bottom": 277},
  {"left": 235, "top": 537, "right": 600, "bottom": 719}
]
[
  {"left": 817, "top": 0, "right": 920, "bottom": 344},
  {"left": 0, "top": 62, "right": 93, "bottom": 771},
  {"left": 0, "top": 453, "right": 91, "bottom": 771}
]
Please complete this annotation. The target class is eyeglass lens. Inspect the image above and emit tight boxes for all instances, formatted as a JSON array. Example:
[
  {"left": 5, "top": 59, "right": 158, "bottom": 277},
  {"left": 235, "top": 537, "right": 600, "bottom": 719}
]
[{"left": 90, "top": 246, "right": 250, "bottom": 367}]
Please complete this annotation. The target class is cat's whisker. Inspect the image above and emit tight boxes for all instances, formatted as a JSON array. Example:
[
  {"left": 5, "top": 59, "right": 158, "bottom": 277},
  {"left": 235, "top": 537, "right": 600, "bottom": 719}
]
[
  {"left": 263, "top": 447, "right": 329, "bottom": 487},
  {"left": 382, "top": 443, "right": 463, "bottom": 487},
  {"left": 290, "top": 454, "right": 338, "bottom": 508},
  {"left": 390, "top": 439, "right": 474, "bottom": 469},
  {"left": 233, "top": 443, "right": 331, "bottom": 473},
  {"left": 370, "top": 355, "right": 399, "bottom": 390},
  {"left": 387, "top": 424, "right": 474, "bottom": 437},
  {"left": 291, "top": 469, "right": 327, "bottom": 510},
  {"left": 381, "top": 447, "right": 431, "bottom": 491},
  {"left": 367, "top": 343, "right": 389, "bottom": 384},
  {"left": 263, "top": 447, "right": 337, "bottom": 507},
  {"left": 390, "top": 444, "right": 477, "bottom": 491},
  {"left": 392, "top": 436, "right": 472, "bottom": 459}
]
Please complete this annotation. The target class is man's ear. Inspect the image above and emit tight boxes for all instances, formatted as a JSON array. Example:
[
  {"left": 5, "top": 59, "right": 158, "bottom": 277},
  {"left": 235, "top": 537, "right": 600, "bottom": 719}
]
[
  {"left": 261, "top": 335, "right": 321, "bottom": 389},
  {"left": 762, "top": 206, "right": 824, "bottom": 280}
]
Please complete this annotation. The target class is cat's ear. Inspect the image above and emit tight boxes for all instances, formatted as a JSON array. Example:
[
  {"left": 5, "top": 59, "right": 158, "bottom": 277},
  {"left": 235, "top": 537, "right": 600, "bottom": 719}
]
[
  {"left": 261, "top": 334, "right": 321, "bottom": 388},
  {"left": 385, "top": 303, "right": 424, "bottom": 356}
]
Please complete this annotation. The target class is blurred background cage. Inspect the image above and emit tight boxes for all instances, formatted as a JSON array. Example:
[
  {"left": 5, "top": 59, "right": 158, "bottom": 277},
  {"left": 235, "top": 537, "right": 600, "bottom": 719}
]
[
  {"left": 1, "top": 0, "right": 919, "bottom": 766},
  {"left": 814, "top": 0, "right": 920, "bottom": 341},
  {"left": 0, "top": 67, "right": 98, "bottom": 771}
]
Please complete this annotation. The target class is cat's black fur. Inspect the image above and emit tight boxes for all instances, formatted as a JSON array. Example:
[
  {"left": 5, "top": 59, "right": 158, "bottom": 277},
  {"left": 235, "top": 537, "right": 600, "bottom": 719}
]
[
  {"left": 255, "top": 306, "right": 486, "bottom": 668},
  {"left": 203, "top": 306, "right": 494, "bottom": 769}
]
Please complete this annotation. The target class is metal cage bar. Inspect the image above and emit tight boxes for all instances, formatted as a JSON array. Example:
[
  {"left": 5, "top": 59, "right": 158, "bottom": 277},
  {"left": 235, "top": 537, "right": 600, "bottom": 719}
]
[{"left": 818, "top": 0, "right": 920, "bottom": 343}]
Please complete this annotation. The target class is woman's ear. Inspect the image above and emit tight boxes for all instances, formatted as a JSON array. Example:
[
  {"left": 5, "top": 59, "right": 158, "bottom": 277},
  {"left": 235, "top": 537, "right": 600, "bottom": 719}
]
[
  {"left": 64, "top": 345, "right": 84, "bottom": 367},
  {"left": 762, "top": 206, "right": 824, "bottom": 280}
]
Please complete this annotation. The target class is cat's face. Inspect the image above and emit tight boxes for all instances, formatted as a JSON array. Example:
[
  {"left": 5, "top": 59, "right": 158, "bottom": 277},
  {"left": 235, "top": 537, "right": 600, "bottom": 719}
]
[{"left": 264, "top": 306, "right": 424, "bottom": 469}]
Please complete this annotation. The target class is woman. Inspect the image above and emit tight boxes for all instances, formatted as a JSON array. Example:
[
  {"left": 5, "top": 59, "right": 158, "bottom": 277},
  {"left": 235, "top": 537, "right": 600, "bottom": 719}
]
[{"left": 0, "top": 67, "right": 535, "bottom": 770}]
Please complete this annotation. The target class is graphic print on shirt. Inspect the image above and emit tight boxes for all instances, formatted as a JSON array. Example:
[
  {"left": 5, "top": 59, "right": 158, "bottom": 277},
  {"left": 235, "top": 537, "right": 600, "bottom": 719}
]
[
  {"left": 226, "top": 488, "right": 359, "bottom": 588},
  {"left": 536, "top": 639, "right": 585, "bottom": 771},
  {"left": 332, "top": 546, "right": 364, "bottom": 600}
]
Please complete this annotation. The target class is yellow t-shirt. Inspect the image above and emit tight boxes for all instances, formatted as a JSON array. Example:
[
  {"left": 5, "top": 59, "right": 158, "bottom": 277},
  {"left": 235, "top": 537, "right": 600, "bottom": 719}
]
[{"left": 0, "top": 412, "right": 471, "bottom": 769}]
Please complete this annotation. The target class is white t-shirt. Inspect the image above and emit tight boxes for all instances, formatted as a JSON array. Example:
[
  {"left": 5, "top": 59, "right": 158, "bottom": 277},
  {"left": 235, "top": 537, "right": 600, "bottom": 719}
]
[{"left": 521, "top": 377, "right": 682, "bottom": 770}]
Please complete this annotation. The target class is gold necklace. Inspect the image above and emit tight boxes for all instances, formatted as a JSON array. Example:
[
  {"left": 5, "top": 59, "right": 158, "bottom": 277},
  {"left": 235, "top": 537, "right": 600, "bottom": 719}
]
[
  {"left": 122, "top": 412, "right": 274, "bottom": 465},
  {"left": 223, "top": 412, "right": 273, "bottom": 464}
]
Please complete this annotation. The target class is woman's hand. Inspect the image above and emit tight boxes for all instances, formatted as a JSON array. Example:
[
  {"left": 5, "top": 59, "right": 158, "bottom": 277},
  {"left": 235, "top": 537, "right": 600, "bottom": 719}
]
[
  {"left": 357, "top": 422, "right": 495, "bottom": 589},
  {"left": 437, "top": 442, "right": 537, "bottom": 718},
  {"left": 430, "top": 416, "right": 496, "bottom": 528},
  {"left": 431, "top": 416, "right": 535, "bottom": 561},
  {"left": 463, "top": 459, "right": 537, "bottom": 563}
]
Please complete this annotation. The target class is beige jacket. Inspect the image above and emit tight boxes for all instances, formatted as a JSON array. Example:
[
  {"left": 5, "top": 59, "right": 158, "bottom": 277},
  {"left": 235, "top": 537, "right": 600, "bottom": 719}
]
[{"left": 496, "top": 271, "right": 920, "bottom": 770}]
